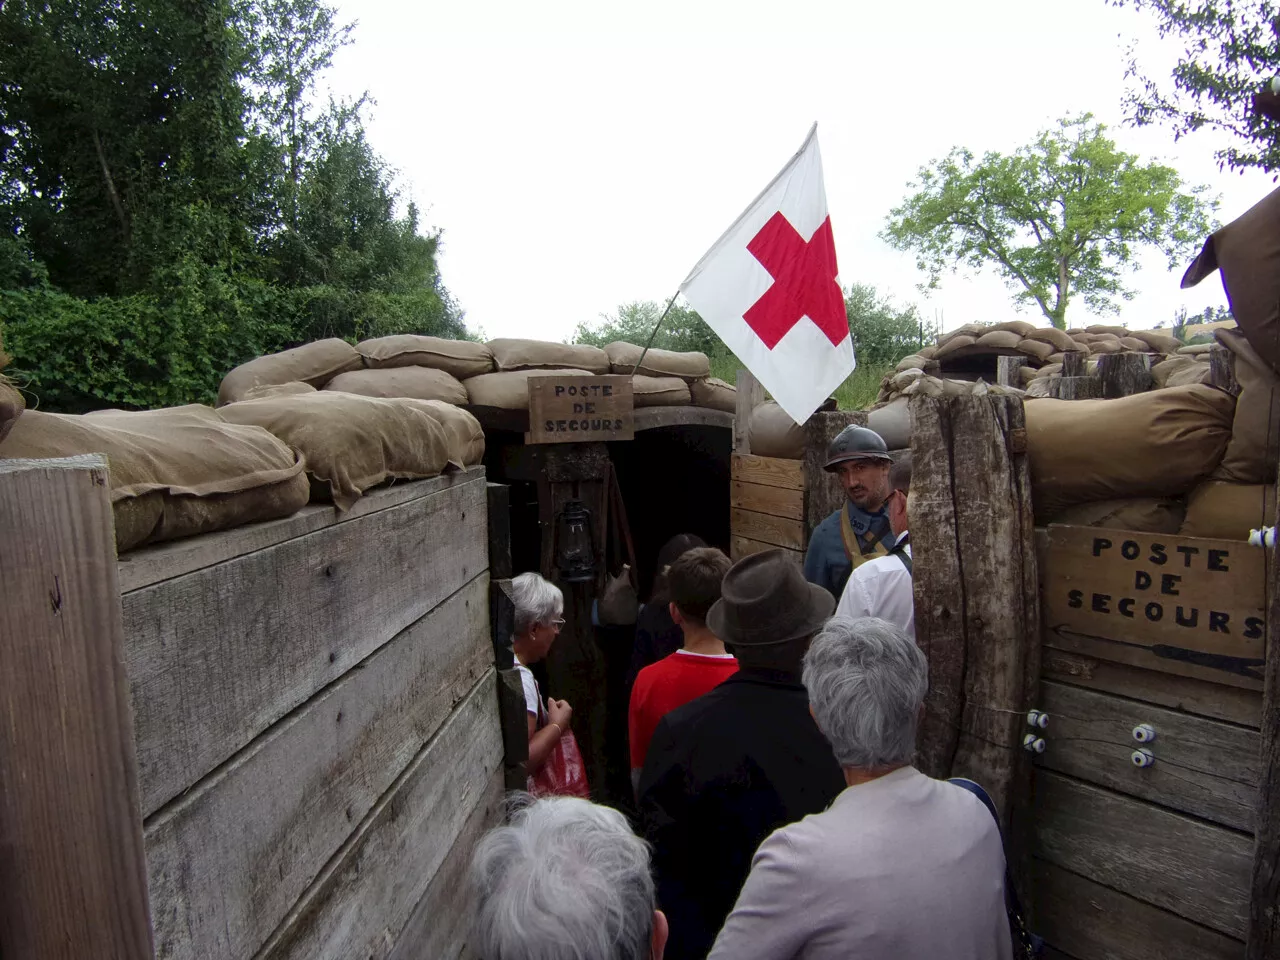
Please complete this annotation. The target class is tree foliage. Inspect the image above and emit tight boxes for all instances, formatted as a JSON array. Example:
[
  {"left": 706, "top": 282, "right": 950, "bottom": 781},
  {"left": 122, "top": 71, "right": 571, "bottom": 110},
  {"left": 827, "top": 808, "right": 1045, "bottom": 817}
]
[
  {"left": 882, "top": 115, "right": 1217, "bottom": 329},
  {"left": 1112, "top": 0, "right": 1280, "bottom": 175},
  {"left": 844, "top": 283, "right": 936, "bottom": 366}
]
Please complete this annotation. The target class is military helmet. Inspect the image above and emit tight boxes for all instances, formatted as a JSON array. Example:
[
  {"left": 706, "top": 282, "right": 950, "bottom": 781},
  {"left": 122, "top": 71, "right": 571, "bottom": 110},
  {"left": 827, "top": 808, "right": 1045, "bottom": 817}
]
[{"left": 823, "top": 425, "right": 892, "bottom": 472}]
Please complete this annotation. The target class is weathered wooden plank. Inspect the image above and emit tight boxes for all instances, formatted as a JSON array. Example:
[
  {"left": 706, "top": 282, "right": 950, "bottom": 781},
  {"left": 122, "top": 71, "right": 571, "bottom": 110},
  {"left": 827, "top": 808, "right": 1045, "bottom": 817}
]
[
  {"left": 731, "top": 452, "right": 804, "bottom": 490},
  {"left": 730, "top": 535, "right": 803, "bottom": 564},
  {"left": 117, "top": 467, "right": 485, "bottom": 592},
  {"left": 1048, "top": 376, "right": 1102, "bottom": 399},
  {"left": 126, "top": 473, "right": 488, "bottom": 817},
  {"left": 997, "top": 355, "right": 1028, "bottom": 388},
  {"left": 0, "top": 457, "right": 154, "bottom": 960},
  {"left": 1045, "top": 625, "right": 1265, "bottom": 692},
  {"left": 385, "top": 770, "right": 504, "bottom": 960},
  {"left": 1033, "top": 770, "right": 1253, "bottom": 938},
  {"left": 730, "top": 479, "right": 804, "bottom": 521},
  {"left": 487, "top": 483, "right": 512, "bottom": 581},
  {"left": 1062, "top": 352, "right": 1088, "bottom": 378},
  {"left": 734, "top": 368, "right": 764, "bottom": 455},
  {"left": 634, "top": 406, "right": 734, "bottom": 432},
  {"left": 1037, "top": 680, "right": 1260, "bottom": 831},
  {"left": 1210, "top": 344, "right": 1241, "bottom": 398},
  {"left": 803, "top": 410, "right": 868, "bottom": 538},
  {"left": 144, "top": 575, "right": 490, "bottom": 960},
  {"left": 1098, "top": 351, "right": 1154, "bottom": 398},
  {"left": 1032, "top": 859, "right": 1243, "bottom": 960},
  {"left": 256, "top": 672, "right": 504, "bottom": 960},
  {"left": 1042, "top": 647, "right": 1262, "bottom": 728},
  {"left": 730, "top": 506, "right": 805, "bottom": 551}
]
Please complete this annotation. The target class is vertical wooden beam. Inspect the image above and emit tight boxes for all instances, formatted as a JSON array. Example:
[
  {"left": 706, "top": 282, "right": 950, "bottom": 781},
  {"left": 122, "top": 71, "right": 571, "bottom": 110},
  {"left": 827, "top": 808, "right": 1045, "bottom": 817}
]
[
  {"left": 734, "top": 368, "right": 764, "bottom": 456},
  {"left": 1211, "top": 344, "right": 1242, "bottom": 398},
  {"left": 0, "top": 456, "right": 154, "bottom": 960},
  {"left": 997, "top": 355, "right": 1028, "bottom": 388},
  {"left": 802, "top": 410, "right": 869, "bottom": 546},
  {"left": 487, "top": 482, "right": 513, "bottom": 581},
  {"left": 1097, "top": 352, "right": 1153, "bottom": 398},
  {"left": 1061, "top": 351, "right": 1088, "bottom": 378},
  {"left": 1046, "top": 376, "right": 1102, "bottom": 400}
]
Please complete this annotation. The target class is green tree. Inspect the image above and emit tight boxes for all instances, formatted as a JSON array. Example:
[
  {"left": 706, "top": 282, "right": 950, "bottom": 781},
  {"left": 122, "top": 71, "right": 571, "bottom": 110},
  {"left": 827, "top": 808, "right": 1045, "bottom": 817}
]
[
  {"left": 1111, "top": 0, "right": 1280, "bottom": 175},
  {"left": 845, "top": 283, "right": 936, "bottom": 366},
  {"left": 571, "top": 299, "right": 721, "bottom": 354},
  {"left": 882, "top": 114, "right": 1217, "bottom": 329}
]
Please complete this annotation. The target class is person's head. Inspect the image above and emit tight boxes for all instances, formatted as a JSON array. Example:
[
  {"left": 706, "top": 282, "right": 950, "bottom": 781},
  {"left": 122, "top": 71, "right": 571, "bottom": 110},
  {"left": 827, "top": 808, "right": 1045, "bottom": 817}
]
[
  {"left": 511, "top": 571, "right": 564, "bottom": 664},
  {"left": 667, "top": 547, "right": 732, "bottom": 631},
  {"left": 823, "top": 425, "right": 893, "bottom": 512},
  {"left": 470, "top": 795, "right": 668, "bottom": 960},
  {"left": 802, "top": 617, "right": 929, "bottom": 772},
  {"left": 886, "top": 452, "right": 912, "bottom": 538},
  {"left": 651, "top": 533, "right": 707, "bottom": 600}
]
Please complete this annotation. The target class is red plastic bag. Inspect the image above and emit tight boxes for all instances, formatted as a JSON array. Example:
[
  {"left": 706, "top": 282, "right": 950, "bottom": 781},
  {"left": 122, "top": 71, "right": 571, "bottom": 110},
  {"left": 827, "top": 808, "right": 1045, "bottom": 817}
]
[{"left": 528, "top": 729, "right": 591, "bottom": 798}]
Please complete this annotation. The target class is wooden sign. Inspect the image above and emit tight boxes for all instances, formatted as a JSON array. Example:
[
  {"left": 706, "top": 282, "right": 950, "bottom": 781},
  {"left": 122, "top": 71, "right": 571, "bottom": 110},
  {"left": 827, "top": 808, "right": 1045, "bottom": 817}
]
[
  {"left": 527, "top": 375, "right": 634, "bottom": 444},
  {"left": 1042, "top": 525, "right": 1265, "bottom": 682}
]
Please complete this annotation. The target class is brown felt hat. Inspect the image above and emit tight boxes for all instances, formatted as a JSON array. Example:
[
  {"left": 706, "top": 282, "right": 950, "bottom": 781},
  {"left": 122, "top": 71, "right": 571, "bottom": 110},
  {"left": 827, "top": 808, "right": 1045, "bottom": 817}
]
[{"left": 706, "top": 549, "right": 835, "bottom": 647}]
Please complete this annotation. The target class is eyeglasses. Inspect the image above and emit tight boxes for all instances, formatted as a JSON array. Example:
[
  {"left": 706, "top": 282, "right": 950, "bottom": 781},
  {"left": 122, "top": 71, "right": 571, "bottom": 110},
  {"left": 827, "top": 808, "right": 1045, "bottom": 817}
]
[{"left": 549, "top": 618, "right": 566, "bottom": 628}]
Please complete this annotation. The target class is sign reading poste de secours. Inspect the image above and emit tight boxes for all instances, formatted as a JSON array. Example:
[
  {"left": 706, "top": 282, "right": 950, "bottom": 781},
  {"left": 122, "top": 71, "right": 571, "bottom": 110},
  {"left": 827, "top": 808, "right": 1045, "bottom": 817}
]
[
  {"left": 1042, "top": 525, "right": 1266, "bottom": 679},
  {"left": 527, "top": 374, "right": 635, "bottom": 444}
]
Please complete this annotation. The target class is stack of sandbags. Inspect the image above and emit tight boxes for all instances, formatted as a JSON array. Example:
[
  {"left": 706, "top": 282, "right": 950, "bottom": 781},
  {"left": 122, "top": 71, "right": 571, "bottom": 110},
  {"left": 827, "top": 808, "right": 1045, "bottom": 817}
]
[
  {"left": 874, "top": 363, "right": 1027, "bottom": 407},
  {"left": 603, "top": 340, "right": 737, "bottom": 412},
  {"left": 690, "top": 378, "right": 737, "bottom": 413},
  {"left": 0, "top": 405, "right": 310, "bottom": 551},
  {"left": 748, "top": 401, "right": 806, "bottom": 459},
  {"left": 324, "top": 367, "right": 468, "bottom": 405},
  {"left": 218, "top": 338, "right": 363, "bottom": 405},
  {"left": 930, "top": 320, "right": 1086, "bottom": 370},
  {"left": 1180, "top": 481, "right": 1276, "bottom": 540},
  {"left": 0, "top": 327, "right": 21, "bottom": 444},
  {"left": 464, "top": 368, "right": 595, "bottom": 410},
  {"left": 488, "top": 338, "right": 612, "bottom": 375},
  {"left": 1045, "top": 497, "right": 1187, "bottom": 534},
  {"left": 357, "top": 335, "right": 495, "bottom": 380}
]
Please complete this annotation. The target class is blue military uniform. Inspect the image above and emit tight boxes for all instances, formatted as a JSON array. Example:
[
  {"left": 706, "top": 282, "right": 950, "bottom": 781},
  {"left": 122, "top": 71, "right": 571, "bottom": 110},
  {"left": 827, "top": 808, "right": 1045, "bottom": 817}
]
[{"left": 803, "top": 501, "right": 895, "bottom": 601}]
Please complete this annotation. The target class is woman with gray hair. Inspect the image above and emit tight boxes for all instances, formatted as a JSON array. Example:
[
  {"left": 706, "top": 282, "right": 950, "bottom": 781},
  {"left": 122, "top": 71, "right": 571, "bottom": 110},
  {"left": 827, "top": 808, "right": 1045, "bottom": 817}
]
[
  {"left": 470, "top": 795, "right": 669, "bottom": 959},
  {"left": 511, "top": 572, "right": 573, "bottom": 777},
  {"left": 708, "top": 617, "right": 1011, "bottom": 960}
]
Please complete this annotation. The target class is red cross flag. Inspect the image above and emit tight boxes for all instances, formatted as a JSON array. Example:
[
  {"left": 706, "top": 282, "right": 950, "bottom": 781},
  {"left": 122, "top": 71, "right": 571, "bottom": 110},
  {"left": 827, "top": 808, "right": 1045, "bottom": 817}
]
[{"left": 680, "top": 124, "right": 852, "bottom": 424}]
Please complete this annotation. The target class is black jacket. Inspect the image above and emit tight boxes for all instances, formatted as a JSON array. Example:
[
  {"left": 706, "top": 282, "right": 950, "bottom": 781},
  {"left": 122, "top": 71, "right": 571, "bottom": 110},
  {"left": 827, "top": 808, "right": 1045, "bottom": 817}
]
[{"left": 637, "top": 669, "right": 845, "bottom": 960}]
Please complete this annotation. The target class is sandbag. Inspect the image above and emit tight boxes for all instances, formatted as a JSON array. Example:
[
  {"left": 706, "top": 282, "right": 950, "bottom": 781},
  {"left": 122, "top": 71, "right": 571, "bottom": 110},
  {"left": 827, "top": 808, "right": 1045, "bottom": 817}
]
[
  {"left": 1032, "top": 363, "right": 1062, "bottom": 380},
  {"left": 934, "top": 334, "right": 976, "bottom": 358},
  {"left": 1152, "top": 356, "right": 1198, "bottom": 388},
  {"left": 917, "top": 346, "right": 937, "bottom": 360},
  {"left": 0, "top": 407, "right": 309, "bottom": 551},
  {"left": 690, "top": 378, "right": 736, "bottom": 413},
  {"left": 488, "top": 339, "right": 611, "bottom": 375},
  {"left": 464, "top": 369, "right": 594, "bottom": 410},
  {"left": 603, "top": 342, "right": 711, "bottom": 380},
  {"left": 632, "top": 376, "right": 691, "bottom": 407},
  {"left": 1087, "top": 324, "right": 1130, "bottom": 337},
  {"left": 0, "top": 375, "right": 23, "bottom": 444},
  {"left": 323, "top": 366, "right": 468, "bottom": 405},
  {"left": 1067, "top": 329, "right": 1091, "bottom": 342},
  {"left": 749, "top": 401, "right": 804, "bottom": 459},
  {"left": 1181, "top": 481, "right": 1276, "bottom": 540},
  {"left": 1048, "top": 498, "right": 1186, "bottom": 534},
  {"left": 242, "top": 381, "right": 317, "bottom": 401},
  {"left": 1025, "top": 384, "right": 1236, "bottom": 519},
  {"left": 356, "top": 334, "right": 495, "bottom": 380},
  {"left": 1213, "top": 328, "right": 1280, "bottom": 483},
  {"left": 1016, "top": 339, "right": 1055, "bottom": 360},
  {"left": 1024, "top": 327, "right": 1077, "bottom": 352},
  {"left": 896, "top": 354, "right": 929, "bottom": 372},
  {"left": 1025, "top": 378, "right": 1053, "bottom": 398},
  {"left": 1179, "top": 343, "right": 1215, "bottom": 355},
  {"left": 400, "top": 399, "right": 485, "bottom": 467},
  {"left": 1047, "top": 352, "right": 1065, "bottom": 365},
  {"left": 991, "top": 320, "right": 1036, "bottom": 336},
  {"left": 1018, "top": 366, "right": 1040, "bottom": 386},
  {"left": 1131, "top": 330, "right": 1183, "bottom": 354},
  {"left": 892, "top": 368, "right": 926, "bottom": 391},
  {"left": 939, "top": 324, "right": 986, "bottom": 344},
  {"left": 867, "top": 397, "right": 910, "bottom": 450},
  {"left": 219, "top": 393, "right": 451, "bottom": 510},
  {"left": 975, "top": 329, "right": 1022, "bottom": 349},
  {"left": 1089, "top": 339, "right": 1122, "bottom": 355},
  {"left": 1166, "top": 364, "right": 1211, "bottom": 387},
  {"left": 218, "top": 338, "right": 362, "bottom": 406},
  {"left": 1120, "top": 337, "right": 1151, "bottom": 352}
]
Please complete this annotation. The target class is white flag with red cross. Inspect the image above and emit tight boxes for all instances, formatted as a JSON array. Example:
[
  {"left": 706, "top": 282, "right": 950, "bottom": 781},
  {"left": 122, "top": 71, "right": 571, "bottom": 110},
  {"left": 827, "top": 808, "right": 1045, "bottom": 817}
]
[{"left": 679, "top": 123, "right": 852, "bottom": 425}]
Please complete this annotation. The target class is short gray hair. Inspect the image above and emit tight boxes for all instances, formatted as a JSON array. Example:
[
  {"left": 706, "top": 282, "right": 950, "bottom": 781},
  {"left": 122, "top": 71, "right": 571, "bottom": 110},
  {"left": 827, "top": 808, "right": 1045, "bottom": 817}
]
[
  {"left": 470, "top": 795, "right": 656, "bottom": 960},
  {"left": 802, "top": 617, "right": 928, "bottom": 768},
  {"left": 511, "top": 572, "right": 564, "bottom": 635}
]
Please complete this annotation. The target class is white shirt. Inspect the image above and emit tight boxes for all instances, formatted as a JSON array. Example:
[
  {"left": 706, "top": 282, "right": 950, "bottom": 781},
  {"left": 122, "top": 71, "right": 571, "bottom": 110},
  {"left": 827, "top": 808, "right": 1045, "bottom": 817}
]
[{"left": 834, "top": 530, "right": 914, "bottom": 640}]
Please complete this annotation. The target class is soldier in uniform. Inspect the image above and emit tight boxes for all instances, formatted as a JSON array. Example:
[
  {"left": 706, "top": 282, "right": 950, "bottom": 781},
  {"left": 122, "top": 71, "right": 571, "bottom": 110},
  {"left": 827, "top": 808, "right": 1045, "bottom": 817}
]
[{"left": 803, "top": 425, "right": 895, "bottom": 600}]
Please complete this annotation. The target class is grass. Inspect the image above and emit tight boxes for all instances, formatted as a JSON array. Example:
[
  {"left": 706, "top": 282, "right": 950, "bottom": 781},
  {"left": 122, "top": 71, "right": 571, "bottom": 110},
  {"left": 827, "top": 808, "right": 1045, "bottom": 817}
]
[{"left": 708, "top": 348, "right": 892, "bottom": 412}]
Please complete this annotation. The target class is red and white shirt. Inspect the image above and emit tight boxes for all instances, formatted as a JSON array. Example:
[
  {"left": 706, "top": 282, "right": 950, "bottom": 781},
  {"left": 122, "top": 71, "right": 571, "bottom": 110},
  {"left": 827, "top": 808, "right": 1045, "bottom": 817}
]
[{"left": 629, "top": 650, "right": 738, "bottom": 770}]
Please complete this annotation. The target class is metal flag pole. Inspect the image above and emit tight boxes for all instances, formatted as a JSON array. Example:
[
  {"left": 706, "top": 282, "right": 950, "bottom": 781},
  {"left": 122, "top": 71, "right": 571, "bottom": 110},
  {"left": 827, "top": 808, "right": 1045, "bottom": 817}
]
[{"left": 630, "top": 290, "right": 683, "bottom": 375}]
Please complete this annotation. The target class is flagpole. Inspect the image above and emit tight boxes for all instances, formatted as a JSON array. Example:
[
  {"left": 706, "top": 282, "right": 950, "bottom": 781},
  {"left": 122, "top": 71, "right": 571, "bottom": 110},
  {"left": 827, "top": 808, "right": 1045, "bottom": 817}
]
[{"left": 630, "top": 289, "right": 683, "bottom": 375}]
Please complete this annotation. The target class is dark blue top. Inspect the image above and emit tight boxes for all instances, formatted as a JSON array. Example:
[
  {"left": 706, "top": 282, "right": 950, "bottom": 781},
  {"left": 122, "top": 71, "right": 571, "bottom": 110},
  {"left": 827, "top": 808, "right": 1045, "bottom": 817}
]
[{"left": 803, "top": 502, "right": 893, "bottom": 600}]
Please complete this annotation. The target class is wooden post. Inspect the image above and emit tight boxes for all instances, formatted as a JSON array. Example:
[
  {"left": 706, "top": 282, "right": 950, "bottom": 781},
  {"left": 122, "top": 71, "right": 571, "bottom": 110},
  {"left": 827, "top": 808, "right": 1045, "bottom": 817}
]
[
  {"left": 487, "top": 482, "right": 513, "bottom": 581},
  {"left": 734, "top": 368, "right": 765, "bottom": 455},
  {"left": 0, "top": 456, "right": 154, "bottom": 960},
  {"left": 1047, "top": 376, "right": 1102, "bottom": 400},
  {"left": 1097, "top": 351, "right": 1153, "bottom": 398},
  {"left": 1211, "top": 344, "right": 1242, "bottom": 398},
  {"left": 1061, "top": 351, "right": 1088, "bottom": 378},
  {"left": 997, "top": 355, "right": 1028, "bottom": 388},
  {"left": 803, "top": 410, "right": 870, "bottom": 545}
]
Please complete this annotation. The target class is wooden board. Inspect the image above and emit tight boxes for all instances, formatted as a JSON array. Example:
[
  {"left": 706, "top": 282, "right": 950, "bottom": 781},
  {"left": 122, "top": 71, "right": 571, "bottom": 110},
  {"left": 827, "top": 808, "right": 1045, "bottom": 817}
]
[
  {"left": 731, "top": 452, "right": 803, "bottom": 490},
  {"left": 1042, "top": 525, "right": 1266, "bottom": 683},
  {"left": 528, "top": 374, "right": 634, "bottom": 443},
  {"left": 734, "top": 368, "right": 764, "bottom": 455},
  {"left": 730, "top": 506, "right": 804, "bottom": 551},
  {"left": 1042, "top": 647, "right": 1262, "bottom": 728},
  {"left": 0, "top": 457, "right": 154, "bottom": 960},
  {"left": 125, "top": 473, "right": 488, "bottom": 816},
  {"left": 730, "top": 479, "right": 804, "bottom": 520},
  {"left": 144, "top": 575, "right": 491, "bottom": 960},
  {"left": 730, "top": 535, "right": 803, "bottom": 565},
  {"left": 1036, "top": 681, "right": 1260, "bottom": 831},
  {"left": 1032, "top": 859, "right": 1242, "bottom": 960},
  {"left": 256, "top": 672, "right": 504, "bottom": 960},
  {"left": 1032, "top": 770, "right": 1253, "bottom": 938},
  {"left": 1045, "top": 625, "right": 1264, "bottom": 693}
]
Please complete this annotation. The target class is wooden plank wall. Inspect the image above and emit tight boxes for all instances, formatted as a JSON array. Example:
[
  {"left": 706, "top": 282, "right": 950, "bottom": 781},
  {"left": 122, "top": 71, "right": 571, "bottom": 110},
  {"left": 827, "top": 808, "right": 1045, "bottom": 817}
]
[
  {"left": 729, "top": 453, "right": 805, "bottom": 563},
  {"left": 118, "top": 467, "right": 503, "bottom": 960},
  {"left": 1030, "top": 524, "right": 1263, "bottom": 960}
]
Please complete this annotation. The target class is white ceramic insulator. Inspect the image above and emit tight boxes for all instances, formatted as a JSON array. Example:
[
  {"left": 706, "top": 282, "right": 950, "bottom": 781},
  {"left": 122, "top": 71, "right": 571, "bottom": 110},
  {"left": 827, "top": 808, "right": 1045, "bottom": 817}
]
[
  {"left": 1035, "top": 712, "right": 1049, "bottom": 730},
  {"left": 1132, "top": 748, "right": 1155, "bottom": 768},
  {"left": 1132, "top": 723, "right": 1156, "bottom": 744},
  {"left": 1249, "top": 527, "right": 1276, "bottom": 548}
]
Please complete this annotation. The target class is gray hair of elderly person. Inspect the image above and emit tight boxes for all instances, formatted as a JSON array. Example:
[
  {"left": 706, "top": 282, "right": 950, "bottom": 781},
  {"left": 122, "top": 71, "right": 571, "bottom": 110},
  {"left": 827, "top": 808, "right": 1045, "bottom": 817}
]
[
  {"left": 470, "top": 794, "right": 660, "bottom": 960},
  {"left": 802, "top": 616, "right": 929, "bottom": 769},
  {"left": 511, "top": 571, "right": 565, "bottom": 635}
]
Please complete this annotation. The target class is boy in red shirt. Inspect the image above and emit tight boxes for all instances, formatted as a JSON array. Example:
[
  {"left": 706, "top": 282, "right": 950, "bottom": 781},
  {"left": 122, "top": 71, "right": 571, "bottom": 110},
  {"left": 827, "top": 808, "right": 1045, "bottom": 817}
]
[{"left": 629, "top": 546, "right": 736, "bottom": 794}]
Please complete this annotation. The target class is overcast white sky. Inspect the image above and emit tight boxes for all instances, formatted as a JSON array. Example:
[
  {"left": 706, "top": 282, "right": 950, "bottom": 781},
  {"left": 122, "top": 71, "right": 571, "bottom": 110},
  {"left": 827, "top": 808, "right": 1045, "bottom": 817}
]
[{"left": 327, "top": 0, "right": 1276, "bottom": 341}]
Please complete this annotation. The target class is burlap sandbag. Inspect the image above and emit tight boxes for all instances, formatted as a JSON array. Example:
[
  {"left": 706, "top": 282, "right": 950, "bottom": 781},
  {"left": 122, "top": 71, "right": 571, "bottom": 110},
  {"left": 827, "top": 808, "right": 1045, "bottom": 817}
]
[
  {"left": 1019, "top": 366, "right": 1040, "bottom": 386},
  {"left": 1067, "top": 329, "right": 1090, "bottom": 342},
  {"left": 1048, "top": 498, "right": 1186, "bottom": 534},
  {"left": 464, "top": 369, "right": 594, "bottom": 410},
  {"left": 1089, "top": 339, "right": 1123, "bottom": 355},
  {"left": 918, "top": 345, "right": 938, "bottom": 360},
  {"left": 934, "top": 334, "right": 977, "bottom": 359},
  {"left": 1131, "top": 330, "right": 1182, "bottom": 354},
  {"left": 896, "top": 354, "right": 929, "bottom": 372},
  {"left": 1024, "top": 327, "right": 1077, "bottom": 352},
  {"left": 991, "top": 320, "right": 1036, "bottom": 336},
  {"left": 1179, "top": 343, "right": 1214, "bottom": 356},
  {"left": 604, "top": 342, "right": 711, "bottom": 380},
  {"left": 690, "top": 378, "right": 736, "bottom": 413},
  {"left": 0, "top": 407, "right": 309, "bottom": 551},
  {"left": 1026, "top": 378, "right": 1053, "bottom": 399},
  {"left": 1166, "top": 364, "right": 1211, "bottom": 388},
  {"left": 1088, "top": 324, "right": 1130, "bottom": 337},
  {"left": 1152, "top": 356, "right": 1197, "bottom": 388},
  {"left": 218, "top": 338, "right": 362, "bottom": 405},
  {"left": 1016, "top": 339, "right": 1055, "bottom": 361},
  {"left": 219, "top": 393, "right": 451, "bottom": 510},
  {"left": 487, "top": 339, "right": 611, "bottom": 375},
  {"left": 1213, "top": 328, "right": 1280, "bottom": 483},
  {"left": 1181, "top": 481, "right": 1276, "bottom": 540},
  {"left": 633, "top": 376, "right": 691, "bottom": 407},
  {"left": 356, "top": 335, "right": 495, "bottom": 380},
  {"left": 975, "top": 329, "right": 1022, "bottom": 349},
  {"left": 400, "top": 399, "right": 485, "bottom": 467},
  {"left": 1026, "top": 384, "right": 1236, "bottom": 519},
  {"left": 323, "top": 366, "right": 468, "bottom": 405},
  {"left": 242, "top": 381, "right": 317, "bottom": 401},
  {"left": 0, "top": 374, "right": 24, "bottom": 444},
  {"left": 749, "top": 401, "right": 804, "bottom": 459},
  {"left": 1119, "top": 337, "right": 1151, "bottom": 352},
  {"left": 867, "top": 397, "right": 910, "bottom": 449}
]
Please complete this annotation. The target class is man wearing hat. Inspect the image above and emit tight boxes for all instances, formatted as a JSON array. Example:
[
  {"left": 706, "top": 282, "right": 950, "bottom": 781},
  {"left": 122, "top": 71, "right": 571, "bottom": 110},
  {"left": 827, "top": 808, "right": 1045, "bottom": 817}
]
[
  {"left": 637, "top": 551, "right": 845, "bottom": 960},
  {"left": 804, "top": 425, "right": 896, "bottom": 601}
]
